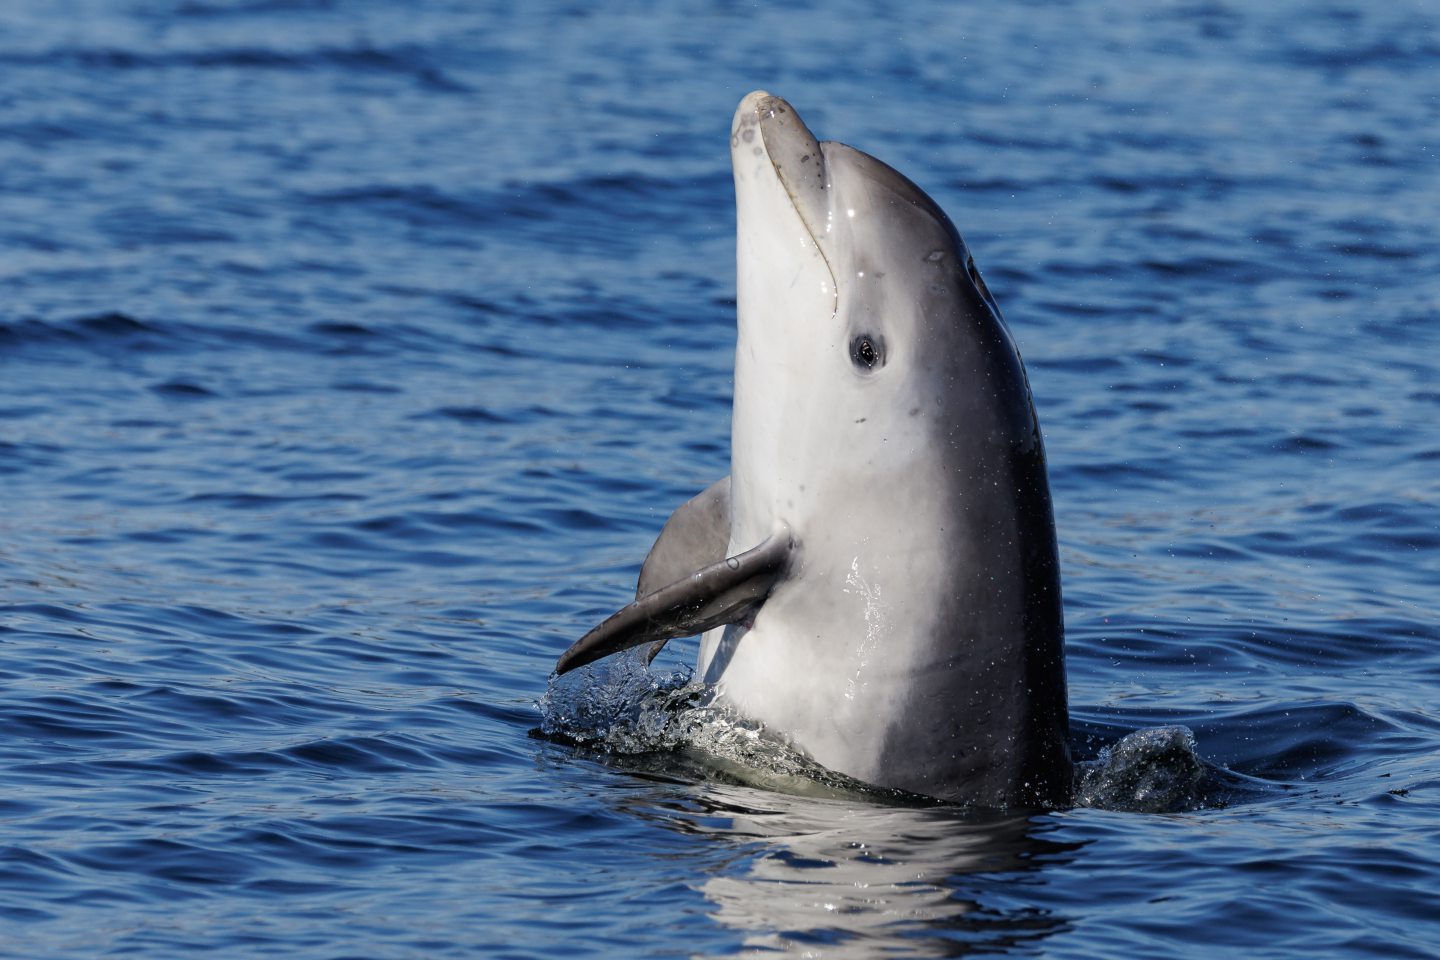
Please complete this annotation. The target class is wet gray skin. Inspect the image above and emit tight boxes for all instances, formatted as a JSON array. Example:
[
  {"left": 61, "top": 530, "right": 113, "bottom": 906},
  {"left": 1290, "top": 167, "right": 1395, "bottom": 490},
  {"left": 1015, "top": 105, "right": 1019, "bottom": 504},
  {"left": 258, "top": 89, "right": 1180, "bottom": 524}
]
[{"left": 557, "top": 92, "right": 1069, "bottom": 809}]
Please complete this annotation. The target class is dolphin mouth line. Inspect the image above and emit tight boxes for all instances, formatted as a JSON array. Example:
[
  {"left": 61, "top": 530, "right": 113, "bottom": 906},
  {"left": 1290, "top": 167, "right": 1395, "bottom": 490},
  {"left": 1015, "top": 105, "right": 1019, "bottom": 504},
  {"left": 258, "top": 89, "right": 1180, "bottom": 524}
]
[{"left": 753, "top": 97, "right": 840, "bottom": 319}]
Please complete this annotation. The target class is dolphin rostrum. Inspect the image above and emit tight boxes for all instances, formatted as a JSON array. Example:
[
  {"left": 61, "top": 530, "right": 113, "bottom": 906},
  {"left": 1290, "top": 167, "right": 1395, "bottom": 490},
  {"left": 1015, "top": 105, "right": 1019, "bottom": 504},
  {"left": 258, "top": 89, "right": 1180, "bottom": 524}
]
[{"left": 556, "top": 92, "right": 1070, "bottom": 808}]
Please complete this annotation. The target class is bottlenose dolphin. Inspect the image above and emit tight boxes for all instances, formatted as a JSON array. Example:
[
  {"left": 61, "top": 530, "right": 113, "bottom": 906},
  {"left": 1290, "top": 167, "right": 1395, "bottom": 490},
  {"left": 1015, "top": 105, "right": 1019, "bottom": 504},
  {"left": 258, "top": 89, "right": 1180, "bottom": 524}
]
[{"left": 555, "top": 91, "right": 1070, "bottom": 808}]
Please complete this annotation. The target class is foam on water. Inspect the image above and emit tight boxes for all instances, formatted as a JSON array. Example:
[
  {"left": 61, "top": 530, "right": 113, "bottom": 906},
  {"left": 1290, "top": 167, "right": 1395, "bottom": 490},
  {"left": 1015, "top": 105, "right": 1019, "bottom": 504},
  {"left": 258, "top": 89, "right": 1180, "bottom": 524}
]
[{"left": 540, "top": 656, "right": 904, "bottom": 802}]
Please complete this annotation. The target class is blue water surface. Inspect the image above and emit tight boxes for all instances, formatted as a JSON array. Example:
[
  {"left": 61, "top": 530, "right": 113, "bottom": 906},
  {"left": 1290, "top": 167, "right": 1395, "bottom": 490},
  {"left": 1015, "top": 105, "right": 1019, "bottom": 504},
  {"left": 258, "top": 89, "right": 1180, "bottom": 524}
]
[{"left": 2, "top": 1, "right": 1438, "bottom": 956}]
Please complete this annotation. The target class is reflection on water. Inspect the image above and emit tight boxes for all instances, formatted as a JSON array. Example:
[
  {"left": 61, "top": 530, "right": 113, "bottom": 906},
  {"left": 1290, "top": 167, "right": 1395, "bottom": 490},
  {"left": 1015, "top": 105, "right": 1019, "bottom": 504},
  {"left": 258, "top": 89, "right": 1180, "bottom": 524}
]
[{"left": 634, "top": 783, "right": 1085, "bottom": 957}]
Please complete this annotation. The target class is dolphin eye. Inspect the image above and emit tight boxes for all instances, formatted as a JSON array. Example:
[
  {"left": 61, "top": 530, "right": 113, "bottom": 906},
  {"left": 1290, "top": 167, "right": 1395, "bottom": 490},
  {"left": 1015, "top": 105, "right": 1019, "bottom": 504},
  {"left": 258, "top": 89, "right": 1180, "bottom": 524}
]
[{"left": 850, "top": 334, "right": 883, "bottom": 371}]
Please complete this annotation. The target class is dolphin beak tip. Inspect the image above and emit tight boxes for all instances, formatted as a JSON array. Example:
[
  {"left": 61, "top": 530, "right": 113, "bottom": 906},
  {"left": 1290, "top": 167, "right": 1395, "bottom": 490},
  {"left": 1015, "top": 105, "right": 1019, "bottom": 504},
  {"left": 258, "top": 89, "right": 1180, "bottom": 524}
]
[
  {"left": 737, "top": 89, "right": 776, "bottom": 114},
  {"left": 733, "top": 92, "right": 827, "bottom": 230},
  {"left": 733, "top": 91, "right": 770, "bottom": 145},
  {"left": 733, "top": 90, "right": 799, "bottom": 141}
]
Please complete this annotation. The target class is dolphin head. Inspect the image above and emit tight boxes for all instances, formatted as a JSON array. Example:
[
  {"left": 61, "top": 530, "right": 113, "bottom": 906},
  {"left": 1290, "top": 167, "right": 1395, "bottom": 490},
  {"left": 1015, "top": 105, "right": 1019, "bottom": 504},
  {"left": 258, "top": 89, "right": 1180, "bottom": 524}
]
[{"left": 727, "top": 92, "right": 1040, "bottom": 548}]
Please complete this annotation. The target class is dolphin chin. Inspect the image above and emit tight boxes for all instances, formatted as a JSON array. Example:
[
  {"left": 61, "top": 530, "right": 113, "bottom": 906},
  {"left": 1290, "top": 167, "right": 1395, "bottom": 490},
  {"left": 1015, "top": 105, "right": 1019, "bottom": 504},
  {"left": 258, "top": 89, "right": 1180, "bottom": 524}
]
[{"left": 557, "top": 92, "right": 1070, "bottom": 809}]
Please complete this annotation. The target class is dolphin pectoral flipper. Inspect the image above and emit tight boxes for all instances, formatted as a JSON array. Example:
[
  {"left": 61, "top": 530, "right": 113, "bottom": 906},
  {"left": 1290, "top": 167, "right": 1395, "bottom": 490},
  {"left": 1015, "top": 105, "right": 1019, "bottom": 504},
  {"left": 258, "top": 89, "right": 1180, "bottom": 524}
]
[
  {"left": 636, "top": 477, "right": 732, "bottom": 664},
  {"left": 637, "top": 477, "right": 732, "bottom": 597},
  {"left": 554, "top": 528, "right": 791, "bottom": 676}
]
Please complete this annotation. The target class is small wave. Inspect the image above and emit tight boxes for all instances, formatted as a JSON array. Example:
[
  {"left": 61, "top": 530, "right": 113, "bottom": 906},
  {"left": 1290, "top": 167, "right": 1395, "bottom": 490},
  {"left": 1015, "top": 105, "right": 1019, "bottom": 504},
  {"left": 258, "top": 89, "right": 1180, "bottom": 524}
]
[
  {"left": 0, "top": 311, "right": 215, "bottom": 359},
  {"left": 0, "top": 43, "right": 470, "bottom": 92},
  {"left": 416, "top": 405, "right": 510, "bottom": 425},
  {"left": 149, "top": 379, "right": 217, "bottom": 399},
  {"left": 0, "top": 309, "right": 458, "bottom": 367},
  {"left": 0, "top": 311, "right": 163, "bottom": 352},
  {"left": 1074, "top": 726, "right": 1207, "bottom": 812}
]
